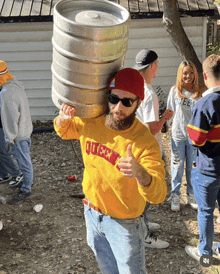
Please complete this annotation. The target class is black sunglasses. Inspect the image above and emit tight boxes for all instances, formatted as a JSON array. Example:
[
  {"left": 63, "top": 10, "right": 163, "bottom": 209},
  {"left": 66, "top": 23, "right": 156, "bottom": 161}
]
[{"left": 108, "top": 94, "right": 139, "bottom": 108}]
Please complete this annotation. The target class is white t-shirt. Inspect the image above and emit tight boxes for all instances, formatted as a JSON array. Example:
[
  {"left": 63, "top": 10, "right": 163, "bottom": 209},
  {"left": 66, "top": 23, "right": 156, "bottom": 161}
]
[
  {"left": 167, "top": 86, "right": 199, "bottom": 142},
  {"left": 136, "top": 83, "right": 162, "bottom": 151}
]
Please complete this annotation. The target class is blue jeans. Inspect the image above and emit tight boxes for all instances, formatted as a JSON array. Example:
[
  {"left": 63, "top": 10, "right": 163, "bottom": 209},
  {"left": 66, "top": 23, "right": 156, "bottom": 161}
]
[
  {"left": 0, "top": 128, "right": 19, "bottom": 178},
  {"left": 84, "top": 205, "right": 146, "bottom": 274},
  {"left": 192, "top": 169, "right": 220, "bottom": 256},
  {"left": 171, "top": 138, "right": 195, "bottom": 196},
  {"left": 10, "top": 138, "right": 33, "bottom": 193}
]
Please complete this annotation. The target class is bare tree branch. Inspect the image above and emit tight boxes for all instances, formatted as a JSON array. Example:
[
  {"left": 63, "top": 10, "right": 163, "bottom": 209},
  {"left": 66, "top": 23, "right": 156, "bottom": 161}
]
[{"left": 162, "top": 0, "right": 204, "bottom": 85}]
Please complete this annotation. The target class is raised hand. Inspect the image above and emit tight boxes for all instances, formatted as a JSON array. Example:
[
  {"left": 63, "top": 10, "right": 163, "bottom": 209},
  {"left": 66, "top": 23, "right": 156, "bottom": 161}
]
[
  {"left": 118, "top": 144, "right": 152, "bottom": 187},
  {"left": 163, "top": 109, "right": 173, "bottom": 121},
  {"left": 118, "top": 144, "right": 138, "bottom": 178},
  {"left": 56, "top": 103, "right": 76, "bottom": 127},
  {"left": 59, "top": 103, "right": 76, "bottom": 120}
]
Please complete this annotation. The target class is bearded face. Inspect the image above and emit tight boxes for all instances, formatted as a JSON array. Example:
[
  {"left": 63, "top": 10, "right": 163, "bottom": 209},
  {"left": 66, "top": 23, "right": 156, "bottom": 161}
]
[{"left": 105, "top": 104, "right": 139, "bottom": 131}]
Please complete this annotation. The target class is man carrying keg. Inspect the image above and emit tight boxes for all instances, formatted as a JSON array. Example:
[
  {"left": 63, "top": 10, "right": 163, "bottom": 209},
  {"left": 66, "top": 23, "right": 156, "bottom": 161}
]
[{"left": 54, "top": 68, "right": 167, "bottom": 274}]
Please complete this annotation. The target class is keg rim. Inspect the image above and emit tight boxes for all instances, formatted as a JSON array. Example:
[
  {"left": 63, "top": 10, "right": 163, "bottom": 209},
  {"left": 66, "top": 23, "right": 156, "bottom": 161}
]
[{"left": 54, "top": 0, "right": 130, "bottom": 29}]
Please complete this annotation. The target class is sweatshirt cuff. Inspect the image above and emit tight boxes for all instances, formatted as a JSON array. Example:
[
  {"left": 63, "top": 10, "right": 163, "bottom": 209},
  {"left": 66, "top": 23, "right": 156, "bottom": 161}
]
[
  {"left": 138, "top": 176, "right": 155, "bottom": 193},
  {"left": 54, "top": 117, "right": 72, "bottom": 131}
]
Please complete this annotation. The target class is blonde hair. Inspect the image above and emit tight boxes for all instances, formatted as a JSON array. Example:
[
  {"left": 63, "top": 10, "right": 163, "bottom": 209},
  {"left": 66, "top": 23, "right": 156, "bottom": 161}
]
[
  {"left": 203, "top": 54, "right": 220, "bottom": 81},
  {"left": 0, "top": 61, "right": 13, "bottom": 87},
  {"left": 175, "top": 61, "right": 200, "bottom": 99}
]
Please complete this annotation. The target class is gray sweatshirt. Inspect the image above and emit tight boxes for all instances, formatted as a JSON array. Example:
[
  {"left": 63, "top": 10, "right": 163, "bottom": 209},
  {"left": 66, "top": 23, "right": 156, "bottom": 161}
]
[{"left": 1, "top": 79, "right": 33, "bottom": 143}]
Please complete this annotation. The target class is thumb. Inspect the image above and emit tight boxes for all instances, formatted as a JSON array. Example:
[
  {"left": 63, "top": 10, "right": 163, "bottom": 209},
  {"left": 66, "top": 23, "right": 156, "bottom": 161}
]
[{"left": 127, "top": 144, "right": 133, "bottom": 158}]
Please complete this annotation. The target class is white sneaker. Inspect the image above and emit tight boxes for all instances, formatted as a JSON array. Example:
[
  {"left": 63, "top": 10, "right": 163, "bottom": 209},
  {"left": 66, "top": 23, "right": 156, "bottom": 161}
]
[
  {"left": 171, "top": 193, "right": 180, "bottom": 211},
  {"left": 187, "top": 193, "right": 198, "bottom": 210},
  {"left": 212, "top": 243, "right": 220, "bottom": 257},
  {"left": 148, "top": 222, "right": 160, "bottom": 231},
  {"left": 185, "top": 245, "right": 201, "bottom": 261},
  {"left": 145, "top": 233, "right": 169, "bottom": 249},
  {"left": 8, "top": 175, "right": 23, "bottom": 188},
  {"left": 0, "top": 174, "right": 12, "bottom": 184}
]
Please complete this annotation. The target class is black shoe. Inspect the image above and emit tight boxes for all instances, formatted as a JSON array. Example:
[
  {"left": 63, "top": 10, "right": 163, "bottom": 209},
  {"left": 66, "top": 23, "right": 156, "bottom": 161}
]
[
  {"left": 7, "top": 191, "right": 32, "bottom": 205},
  {"left": 8, "top": 175, "right": 23, "bottom": 188},
  {"left": 0, "top": 175, "right": 12, "bottom": 184}
]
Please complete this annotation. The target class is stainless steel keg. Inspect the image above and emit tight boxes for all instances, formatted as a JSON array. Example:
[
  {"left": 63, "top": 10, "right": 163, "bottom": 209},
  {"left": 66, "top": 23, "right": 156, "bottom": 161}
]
[{"left": 52, "top": 0, "right": 130, "bottom": 118}]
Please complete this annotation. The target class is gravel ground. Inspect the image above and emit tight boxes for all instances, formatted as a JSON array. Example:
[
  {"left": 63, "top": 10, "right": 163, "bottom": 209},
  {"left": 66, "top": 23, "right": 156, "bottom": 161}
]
[{"left": 0, "top": 122, "right": 220, "bottom": 274}]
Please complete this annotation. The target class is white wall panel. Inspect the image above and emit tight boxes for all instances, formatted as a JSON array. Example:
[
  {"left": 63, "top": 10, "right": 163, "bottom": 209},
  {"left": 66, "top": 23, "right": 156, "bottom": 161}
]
[
  {"left": 0, "top": 22, "right": 55, "bottom": 121},
  {"left": 0, "top": 17, "right": 206, "bottom": 121}
]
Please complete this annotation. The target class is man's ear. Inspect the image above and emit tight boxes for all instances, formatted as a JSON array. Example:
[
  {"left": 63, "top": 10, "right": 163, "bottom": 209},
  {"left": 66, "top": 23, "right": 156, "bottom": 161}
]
[{"left": 203, "top": 72, "right": 208, "bottom": 81}]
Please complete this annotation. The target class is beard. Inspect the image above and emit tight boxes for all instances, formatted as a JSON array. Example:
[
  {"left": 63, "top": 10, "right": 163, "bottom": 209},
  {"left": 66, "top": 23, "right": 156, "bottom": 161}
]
[{"left": 105, "top": 105, "right": 138, "bottom": 131}]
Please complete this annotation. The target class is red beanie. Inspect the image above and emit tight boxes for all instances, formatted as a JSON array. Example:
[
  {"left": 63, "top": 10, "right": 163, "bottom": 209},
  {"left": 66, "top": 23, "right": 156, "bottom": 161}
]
[{"left": 108, "top": 68, "right": 144, "bottom": 101}]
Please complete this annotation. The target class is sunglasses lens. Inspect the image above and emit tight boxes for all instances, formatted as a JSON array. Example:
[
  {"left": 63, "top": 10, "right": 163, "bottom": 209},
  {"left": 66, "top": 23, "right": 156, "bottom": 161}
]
[
  {"left": 122, "top": 99, "right": 132, "bottom": 107},
  {"left": 108, "top": 95, "right": 134, "bottom": 107},
  {"left": 108, "top": 95, "right": 119, "bottom": 105}
]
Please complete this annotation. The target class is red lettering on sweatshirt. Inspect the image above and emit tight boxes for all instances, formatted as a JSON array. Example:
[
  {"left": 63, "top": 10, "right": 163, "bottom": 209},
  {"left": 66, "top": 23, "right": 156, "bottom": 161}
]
[
  {"left": 97, "top": 144, "right": 106, "bottom": 158},
  {"left": 103, "top": 147, "right": 112, "bottom": 161},
  {"left": 86, "top": 141, "right": 121, "bottom": 169},
  {"left": 91, "top": 142, "right": 99, "bottom": 155},
  {"left": 86, "top": 141, "right": 91, "bottom": 155},
  {"left": 116, "top": 163, "right": 121, "bottom": 171},
  {"left": 109, "top": 150, "right": 121, "bottom": 166}
]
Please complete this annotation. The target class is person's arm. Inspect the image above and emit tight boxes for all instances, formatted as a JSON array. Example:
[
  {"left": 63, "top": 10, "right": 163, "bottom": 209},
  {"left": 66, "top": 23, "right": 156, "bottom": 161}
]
[
  {"left": 1, "top": 86, "right": 20, "bottom": 143},
  {"left": 186, "top": 105, "right": 220, "bottom": 157},
  {"left": 186, "top": 98, "right": 220, "bottom": 157},
  {"left": 146, "top": 109, "right": 173, "bottom": 135},
  {"left": 54, "top": 104, "right": 81, "bottom": 140},
  {"left": 187, "top": 107, "right": 210, "bottom": 147},
  {"left": 118, "top": 140, "right": 167, "bottom": 205},
  {"left": 166, "top": 86, "right": 176, "bottom": 127}
]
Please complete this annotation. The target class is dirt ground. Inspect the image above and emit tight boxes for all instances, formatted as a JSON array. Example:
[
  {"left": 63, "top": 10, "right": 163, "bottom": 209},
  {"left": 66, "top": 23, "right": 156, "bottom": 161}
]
[{"left": 0, "top": 122, "right": 220, "bottom": 274}]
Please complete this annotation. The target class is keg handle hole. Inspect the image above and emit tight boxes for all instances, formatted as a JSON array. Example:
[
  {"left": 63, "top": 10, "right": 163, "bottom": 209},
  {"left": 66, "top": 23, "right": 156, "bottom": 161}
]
[{"left": 85, "top": 12, "right": 100, "bottom": 20}]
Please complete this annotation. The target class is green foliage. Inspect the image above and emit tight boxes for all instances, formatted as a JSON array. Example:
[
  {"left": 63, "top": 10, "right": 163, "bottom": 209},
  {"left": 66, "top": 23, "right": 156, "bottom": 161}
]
[
  {"left": 214, "top": 0, "right": 220, "bottom": 6},
  {"left": 207, "top": 37, "right": 220, "bottom": 56}
]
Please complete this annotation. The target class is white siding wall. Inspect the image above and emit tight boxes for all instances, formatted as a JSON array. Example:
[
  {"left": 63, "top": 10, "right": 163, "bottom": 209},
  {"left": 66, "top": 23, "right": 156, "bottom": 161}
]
[
  {"left": 0, "top": 17, "right": 206, "bottom": 121},
  {"left": 0, "top": 22, "right": 54, "bottom": 121}
]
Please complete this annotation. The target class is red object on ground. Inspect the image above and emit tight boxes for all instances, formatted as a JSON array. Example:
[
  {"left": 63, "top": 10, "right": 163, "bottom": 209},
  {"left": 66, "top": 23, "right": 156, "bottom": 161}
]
[{"left": 68, "top": 175, "right": 77, "bottom": 181}]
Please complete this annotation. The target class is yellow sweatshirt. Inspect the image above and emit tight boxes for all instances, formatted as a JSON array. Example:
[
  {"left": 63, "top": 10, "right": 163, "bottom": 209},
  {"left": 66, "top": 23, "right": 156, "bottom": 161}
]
[{"left": 54, "top": 115, "right": 167, "bottom": 219}]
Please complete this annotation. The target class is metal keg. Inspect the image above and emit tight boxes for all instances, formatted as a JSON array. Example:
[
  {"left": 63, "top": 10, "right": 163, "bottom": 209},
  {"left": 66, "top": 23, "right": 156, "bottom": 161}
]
[{"left": 52, "top": 0, "right": 130, "bottom": 118}]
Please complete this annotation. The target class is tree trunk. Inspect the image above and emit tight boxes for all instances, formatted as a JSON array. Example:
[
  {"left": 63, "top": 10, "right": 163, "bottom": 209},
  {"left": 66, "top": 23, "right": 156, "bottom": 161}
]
[{"left": 162, "top": 0, "right": 204, "bottom": 85}]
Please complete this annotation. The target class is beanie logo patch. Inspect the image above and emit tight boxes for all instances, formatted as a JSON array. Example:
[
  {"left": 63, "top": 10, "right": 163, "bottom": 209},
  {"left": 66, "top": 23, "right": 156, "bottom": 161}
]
[{"left": 110, "top": 78, "right": 116, "bottom": 88}]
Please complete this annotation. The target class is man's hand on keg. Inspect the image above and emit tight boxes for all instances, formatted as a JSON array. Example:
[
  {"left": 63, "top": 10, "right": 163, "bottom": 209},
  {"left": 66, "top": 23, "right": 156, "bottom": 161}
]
[
  {"left": 56, "top": 103, "right": 76, "bottom": 127},
  {"left": 60, "top": 104, "right": 76, "bottom": 119}
]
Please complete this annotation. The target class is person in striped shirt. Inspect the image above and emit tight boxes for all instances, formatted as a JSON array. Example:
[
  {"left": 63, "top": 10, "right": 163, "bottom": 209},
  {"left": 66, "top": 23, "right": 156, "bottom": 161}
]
[{"left": 185, "top": 54, "right": 220, "bottom": 263}]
